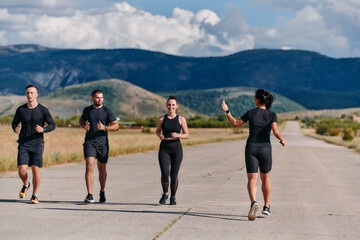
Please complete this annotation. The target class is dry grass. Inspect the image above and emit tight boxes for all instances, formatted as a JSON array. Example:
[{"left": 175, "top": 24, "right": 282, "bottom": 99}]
[
  {"left": 0, "top": 125, "right": 247, "bottom": 174},
  {"left": 301, "top": 128, "right": 360, "bottom": 153},
  {"left": 278, "top": 107, "right": 360, "bottom": 120}
]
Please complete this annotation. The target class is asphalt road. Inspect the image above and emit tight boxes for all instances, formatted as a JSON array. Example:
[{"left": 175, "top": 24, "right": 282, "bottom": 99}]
[{"left": 1, "top": 121, "right": 359, "bottom": 240}]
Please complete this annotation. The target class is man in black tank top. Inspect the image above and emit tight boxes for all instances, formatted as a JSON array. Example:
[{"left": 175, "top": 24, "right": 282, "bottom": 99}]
[{"left": 12, "top": 85, "right": 56, "bottom": 204}]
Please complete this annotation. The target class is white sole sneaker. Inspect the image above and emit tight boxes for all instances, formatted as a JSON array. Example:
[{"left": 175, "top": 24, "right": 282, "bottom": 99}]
[
  {"left": 262, "top": 210, "right": 270, "bottom": 215},
  {"left": 84, "top": 198, "right": 95, "bottom": 203},
  {"left": 248, "top": 202, "right": 259, "bottom": 221}
]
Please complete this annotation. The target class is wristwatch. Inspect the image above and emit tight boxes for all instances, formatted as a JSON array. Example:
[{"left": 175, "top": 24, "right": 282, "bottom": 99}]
[
  {"left": 225, "top": 110, "right": 230, "bottom": 114},
  {"left": 104, "top": 126, "right": 108, "bottom": 131}
]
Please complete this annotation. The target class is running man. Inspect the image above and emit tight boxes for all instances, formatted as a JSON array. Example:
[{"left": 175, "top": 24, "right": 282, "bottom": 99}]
[
  {"left": 221, "top": 89, "right": 285, "bottom": 221},
  {"left": 79, "top": 90, "right": 119, "bottom": 203},
  {"left": 12, "top": 85, "right": 56, "bottom": 204}
]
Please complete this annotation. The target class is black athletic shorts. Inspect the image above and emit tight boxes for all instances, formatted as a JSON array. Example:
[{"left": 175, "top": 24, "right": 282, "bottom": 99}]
[
  {"left": 17, "top": 142, "right": 44, "bottom": 167},
  {"left": 245, "top": 142, "right": 272, "bottom": 173},
  {"left": 83, "top": 142, "right": 109, "bottom": 163}
]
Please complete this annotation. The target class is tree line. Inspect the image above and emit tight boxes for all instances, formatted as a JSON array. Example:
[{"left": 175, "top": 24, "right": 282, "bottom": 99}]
[{"left": 301, "top": 115, "right": 360, "bottom": 141}]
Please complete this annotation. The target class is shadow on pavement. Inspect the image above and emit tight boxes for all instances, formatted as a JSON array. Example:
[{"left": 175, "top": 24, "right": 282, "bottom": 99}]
[
  {"left": 40, "top": 207, "right": 250, "bottom": 221},
  {"left": 0, "top": 199, "right": 159, "bottom": 206},
  {"left": 0, "top": 199, "right": 83, "bottom": 205},
  {"left": 1, "top": 199, "right": 264, "bottom": 221}
]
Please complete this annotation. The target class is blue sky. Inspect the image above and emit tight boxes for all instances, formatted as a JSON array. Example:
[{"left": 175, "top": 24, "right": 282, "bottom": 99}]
[
  {"left": 102, "top": 0, "right": 292, "bottom": 26},
  {"left": 76, "top": 0, "right": 292, "bottom": 27},
  {"left": 0, "top": 0, "right": 359, "bottom": 58}
]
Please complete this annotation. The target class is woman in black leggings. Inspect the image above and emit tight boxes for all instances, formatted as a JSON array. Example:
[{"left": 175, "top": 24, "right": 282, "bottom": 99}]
[
  {"left": 221, "top": 89, "right": 285, "bottom": 221},
  {"left": 156, "top": 96, "right": 189, "bottom": 205}
]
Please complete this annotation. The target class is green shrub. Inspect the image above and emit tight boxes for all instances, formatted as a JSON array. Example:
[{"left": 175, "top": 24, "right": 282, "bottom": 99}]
[
  {"left": 0, "top": 115, "right": 14, "bottom": 125},
  {"left": 142, "top": 127, "right": 151, "bottom": 133},
  {"left": 316, "top": 125, "right": 328, "bottom": 135},
  {"left": 343, "top": 128, "right": 354, "bottom": 141},
  {"left": 327, "top": 128, "right": 341, "bottom": 136}
]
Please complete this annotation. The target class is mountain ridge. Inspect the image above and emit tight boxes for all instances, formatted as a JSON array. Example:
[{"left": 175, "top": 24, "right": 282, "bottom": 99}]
[
  {"left": 0, "top": 44, "right": 359, "bottom": 110},
  {"left": 0, "top": 79, "right": 198, "bottom": 119},
  {"left": 0, "top": 79, "right": 305, "bottom": 119},
  {"left": 159, "top": 87, "right": 306, "bottom": 116}
]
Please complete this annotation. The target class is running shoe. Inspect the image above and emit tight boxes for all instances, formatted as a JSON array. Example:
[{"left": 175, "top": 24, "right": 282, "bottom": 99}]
[
  {"left": 262, "top": 205, "right": 271, "bottom": 215},
  {"left": 248, "top": 201, "right": 259, "bottom": 221},
  {"left": 159, "top": 193, "right": 168, "bottom": 205},
  {"left": 84, "top": 193, "right": 95, "bottom": 203},
  {"left": 170, "top": 196, "right": 176, "bottom": 205},
  {"left": 30, "top": 195, "right": 38, "bottom": 204},
  {"left": 99, "top": 191, "right": 106, "bottom": 203},
  {"left": 19, "top": 183, "right": 30, "bottom": 198}
]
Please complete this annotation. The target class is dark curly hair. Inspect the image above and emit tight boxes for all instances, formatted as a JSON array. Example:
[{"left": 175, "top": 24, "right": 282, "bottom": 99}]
[{"left": 255, "top": 89, "right": 274, "bottom": 109}]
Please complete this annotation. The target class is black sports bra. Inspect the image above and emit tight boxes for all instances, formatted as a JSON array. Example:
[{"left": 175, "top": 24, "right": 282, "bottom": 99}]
[{"left": 161, "top": 114, "right": 181, "bottom": 138}]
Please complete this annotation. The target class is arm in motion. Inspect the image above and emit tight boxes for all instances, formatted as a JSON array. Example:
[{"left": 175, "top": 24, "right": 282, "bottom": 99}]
[
  {"left": 155, "top": 116, "right": 164, "bottom": 140},
  {"left": 221, "top": 99, "right": 245, "bottom": 127},
  {"left": 271, "top": 122, "right": 286, "bottom": 146}
]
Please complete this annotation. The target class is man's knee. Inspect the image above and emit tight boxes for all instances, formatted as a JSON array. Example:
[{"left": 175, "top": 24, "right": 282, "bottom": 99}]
[
  {"left": 86, "top": 158, "right": 95, "bottom": 168},
  {"left": 31, "top": 166, "right": 40, "bottom": 174},
  {"left": 18, "top": 165, "right": 27, "bottom": 174},
  {"left": 260, "top": 172, "right": 271, "bottom": 181},
  {"left": 97, "top": 161, "right": 106, "bottom": 171}
]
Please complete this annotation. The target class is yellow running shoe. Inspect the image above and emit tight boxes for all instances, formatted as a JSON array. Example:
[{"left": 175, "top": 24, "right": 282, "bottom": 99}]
[
  {"left": 19, "top": 183, "right": 30, "bottom": 198},
  {"left": 30, "top": 195, "right": 39, "bottom": 204}
]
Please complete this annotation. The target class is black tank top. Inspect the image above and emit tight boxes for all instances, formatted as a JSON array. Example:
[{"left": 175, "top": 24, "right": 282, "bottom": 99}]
[{"left": 162, "top": 114, "right": 181, "bottom": 138}]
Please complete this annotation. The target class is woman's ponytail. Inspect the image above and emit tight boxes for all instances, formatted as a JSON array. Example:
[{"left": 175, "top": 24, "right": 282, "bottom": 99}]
[{"left": 255, "top": 89, "right": 274, "bottom": 109}]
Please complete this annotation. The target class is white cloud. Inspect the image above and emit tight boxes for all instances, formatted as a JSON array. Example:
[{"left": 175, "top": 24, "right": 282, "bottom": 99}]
[
  {"left": 254, "top": 5, "right": 351, "bottom": 57},
  {"left": 0, "top": 31, "right": 7, "bottom": 45},
  {"left": 251, "top": 0, "right": 360, "bottom": 57},
  {"left": 194, "top": 9, "right": 220, "bottom": 25},
  {"left": 294, "top": 5, "right": 322, "bottom": 22},
  {"left": 0, "top": 0, "right": 78, "bottom": 16},
  {"left": 0, "top": 1, "right": 360, "bottom": 57},
  {"left": 40, "top": 0, "right": 58, "bottom": 7},
  {"left": 0, "top": 2, "right": 255, "bottom": 56}
]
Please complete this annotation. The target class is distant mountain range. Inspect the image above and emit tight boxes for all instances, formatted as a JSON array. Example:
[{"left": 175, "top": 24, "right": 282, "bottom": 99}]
[
  {"left": 278, "top": 107, "right": 360, "bottom": 120},
  {"left": 0, "top": 79, "right": 304, "bottom": 118},
  {"left": 0, "top": 44, "right": 359, "bottom": 110},
  {"left": 159, "top": 87, "right": 305, "bottom": 116},
  {"left": 0, "top": 79, "right": 197, "bottom": 119}
]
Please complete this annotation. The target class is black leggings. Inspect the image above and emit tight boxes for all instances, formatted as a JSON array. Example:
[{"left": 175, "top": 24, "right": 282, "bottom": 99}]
[
  {"left": 158, "top": 140, "right": 183, "bottom": 197},
  {"left": 245, "top": 143, "right": 272, "bottom": 173}
]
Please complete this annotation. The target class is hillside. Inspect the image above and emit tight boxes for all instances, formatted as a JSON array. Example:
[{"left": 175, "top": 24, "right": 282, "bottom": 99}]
[
  {"left": 278, "top": 107, "right": 360, "bottom": 120},
  {"left": 159, "top": 87, "right": 306, "bottom": 116},
  {"left": 0, "top": 94, "right": 27, "bottom": 116},
  {"left": 0, "top": 44, "right": 359, "bottom": 110},
  {"left": 1, "top": 79, "right": 198, "bottom": 119}
]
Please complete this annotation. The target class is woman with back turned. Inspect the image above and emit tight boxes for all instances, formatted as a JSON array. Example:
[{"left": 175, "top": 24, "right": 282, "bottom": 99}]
[
  {"left": 221, "top": 89, "right": 285, "bottom": 221},
  {"left": 156, "top": 96, "right": 189, "bottom": 205}
]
